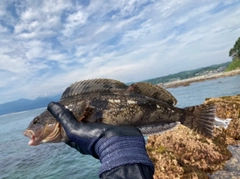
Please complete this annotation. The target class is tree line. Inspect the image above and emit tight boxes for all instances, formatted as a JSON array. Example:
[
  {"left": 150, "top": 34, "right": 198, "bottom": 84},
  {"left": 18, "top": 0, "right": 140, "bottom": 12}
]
[{"left": 229, "top": 37, "right": 240, "bottom": 61}]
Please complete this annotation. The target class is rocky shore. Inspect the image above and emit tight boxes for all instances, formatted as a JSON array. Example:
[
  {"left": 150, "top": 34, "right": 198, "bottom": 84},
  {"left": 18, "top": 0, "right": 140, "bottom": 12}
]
[
  {"left": 146, "top": 95, "right": 240, "bottom": 179},
  {"left": 163, "top": 69, "right": 240, "bottom": 88}
]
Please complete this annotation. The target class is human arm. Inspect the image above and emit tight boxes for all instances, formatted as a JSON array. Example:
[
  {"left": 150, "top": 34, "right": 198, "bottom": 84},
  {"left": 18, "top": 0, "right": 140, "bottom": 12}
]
[{"left": 47, "top": 102, "right": 154, "bottom": 179}]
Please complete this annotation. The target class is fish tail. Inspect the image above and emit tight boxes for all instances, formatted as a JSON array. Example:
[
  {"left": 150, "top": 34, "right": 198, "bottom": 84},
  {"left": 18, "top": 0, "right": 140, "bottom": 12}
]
[{"left": 182, "top": 104, "right": 216, "bottom": 137}]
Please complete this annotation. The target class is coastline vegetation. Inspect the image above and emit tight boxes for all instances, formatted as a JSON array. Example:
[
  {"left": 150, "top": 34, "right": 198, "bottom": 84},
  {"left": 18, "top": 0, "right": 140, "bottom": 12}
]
[
  {"left": 143, "top": 62, "right": 230, "bottom": 85},
  {"left": 226, "top": 37, "right": 240, "bottom": 71},
  {"left": 225, "top": 60, "right": 240, "bottom": 71}
]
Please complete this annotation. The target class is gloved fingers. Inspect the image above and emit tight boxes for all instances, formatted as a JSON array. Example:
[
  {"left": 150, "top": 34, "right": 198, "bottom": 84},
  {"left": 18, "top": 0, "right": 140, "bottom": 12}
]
[
  {"left": 47, "top": 102, "right": 80, "bottom": 131},
  {"left": 100, "top": 124, "right": 143, "bottom": 138},
  {"left": 65, "top": 141, "right": 94, "bottom": 156}
]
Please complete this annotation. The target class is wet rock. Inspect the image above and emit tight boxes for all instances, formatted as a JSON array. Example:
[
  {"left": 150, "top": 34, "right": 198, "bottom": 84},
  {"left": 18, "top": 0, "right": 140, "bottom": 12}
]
[
  {"left": 147, "top": 125, "right": 231, "bottom": 179},
  {"left": 146, "top": 95, "right": 240, "bottom": 179},
  {"left": 209, "top": 145, "right": 240, "bottom": 179},
  {"left": 205, "top": 95, "right": 240, "bottom": 143}
]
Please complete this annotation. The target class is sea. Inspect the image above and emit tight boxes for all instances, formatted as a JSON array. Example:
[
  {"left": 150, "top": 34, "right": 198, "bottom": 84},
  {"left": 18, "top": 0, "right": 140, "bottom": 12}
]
[{"left": 1, "top": 75, "right": 240, "bottom": 179}]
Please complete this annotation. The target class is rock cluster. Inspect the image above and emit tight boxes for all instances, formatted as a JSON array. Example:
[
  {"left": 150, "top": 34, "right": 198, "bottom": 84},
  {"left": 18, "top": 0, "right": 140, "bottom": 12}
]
[
  {"left": 146, "top": 95, "right": 240, "bottom": 179},
  {"left": 205, "top": 95, "right": 240, "bottom": 143}
]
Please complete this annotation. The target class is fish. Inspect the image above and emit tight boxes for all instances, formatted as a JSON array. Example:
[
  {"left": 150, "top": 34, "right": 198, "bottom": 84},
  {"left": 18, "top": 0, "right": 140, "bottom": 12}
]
[{"left": 23, "top": 78, "right": 215, "bottom": 146}]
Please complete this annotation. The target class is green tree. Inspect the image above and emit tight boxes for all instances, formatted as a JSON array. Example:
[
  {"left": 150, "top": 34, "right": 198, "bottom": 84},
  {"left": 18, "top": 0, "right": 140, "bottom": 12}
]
[{"left": 229, "top": 37, "right": 240, "bottom": 61}]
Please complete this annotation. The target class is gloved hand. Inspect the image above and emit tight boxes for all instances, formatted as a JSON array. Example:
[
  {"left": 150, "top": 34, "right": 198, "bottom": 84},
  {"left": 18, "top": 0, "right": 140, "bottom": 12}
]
[{"left": 47, "top": 102, "right": 154, "bottom": 177}]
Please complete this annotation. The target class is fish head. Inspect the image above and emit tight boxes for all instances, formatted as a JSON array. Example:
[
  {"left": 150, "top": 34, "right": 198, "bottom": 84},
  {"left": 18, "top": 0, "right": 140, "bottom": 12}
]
[{"left": 23, "top": 110, "right": 66, "bottom": 146}]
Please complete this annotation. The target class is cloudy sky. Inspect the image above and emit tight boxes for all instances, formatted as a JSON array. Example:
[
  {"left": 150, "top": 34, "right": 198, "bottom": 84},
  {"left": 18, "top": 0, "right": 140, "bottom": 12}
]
[{"left": 0, "top": 0, "right": 240, "bottom": 104}]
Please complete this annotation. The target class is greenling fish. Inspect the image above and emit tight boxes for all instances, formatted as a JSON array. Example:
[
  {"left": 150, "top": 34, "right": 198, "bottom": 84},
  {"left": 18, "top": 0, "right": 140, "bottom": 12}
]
[{"left": 23, "top": 78, "right": 215, "bottom": 146}]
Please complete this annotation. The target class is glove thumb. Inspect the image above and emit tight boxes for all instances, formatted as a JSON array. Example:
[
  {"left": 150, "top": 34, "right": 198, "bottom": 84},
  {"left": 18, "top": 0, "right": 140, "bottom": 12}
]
[{"left": 47, "top": 102, "right": 79, "bottom": 133}]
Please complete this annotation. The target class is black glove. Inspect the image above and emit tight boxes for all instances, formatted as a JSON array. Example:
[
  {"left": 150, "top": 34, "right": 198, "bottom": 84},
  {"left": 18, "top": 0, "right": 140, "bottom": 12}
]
[{"left": 47, "top": 102, "right": 154, "bottom": 177}]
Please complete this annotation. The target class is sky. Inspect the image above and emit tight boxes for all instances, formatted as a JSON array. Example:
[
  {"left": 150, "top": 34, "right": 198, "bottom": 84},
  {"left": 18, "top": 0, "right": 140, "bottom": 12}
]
[{"left": 0, "top": 0, "right": 240, "bottom": 104}]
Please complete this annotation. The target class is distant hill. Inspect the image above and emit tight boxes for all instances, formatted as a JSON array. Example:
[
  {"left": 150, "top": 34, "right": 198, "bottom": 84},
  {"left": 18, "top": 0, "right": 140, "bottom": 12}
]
[
  {"left": 0, "top": 94, "right": 61, "bottom": 116},
  {"left": 143, "top": 62, "right": 231, "bottom": 84},
  {"left": 0, "top": 61, "right": 232, "bottom": 116}
]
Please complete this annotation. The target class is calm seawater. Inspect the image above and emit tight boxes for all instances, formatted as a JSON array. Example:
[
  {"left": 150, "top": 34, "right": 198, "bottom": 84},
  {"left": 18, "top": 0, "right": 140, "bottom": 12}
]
[{"left": 0, "top": 75, "right": 240, "bottom": 179}]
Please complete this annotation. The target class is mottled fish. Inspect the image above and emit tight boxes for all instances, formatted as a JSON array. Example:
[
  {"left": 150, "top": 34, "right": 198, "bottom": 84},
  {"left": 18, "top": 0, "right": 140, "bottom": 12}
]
[{"left": 23, "top": 78, "right": 215, "bottom": 146}]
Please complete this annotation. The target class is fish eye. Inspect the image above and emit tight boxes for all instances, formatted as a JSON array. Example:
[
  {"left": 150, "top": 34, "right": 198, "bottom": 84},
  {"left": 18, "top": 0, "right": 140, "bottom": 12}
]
[{"left": 33, "top": 117, "right": 40, "bottom": 124}]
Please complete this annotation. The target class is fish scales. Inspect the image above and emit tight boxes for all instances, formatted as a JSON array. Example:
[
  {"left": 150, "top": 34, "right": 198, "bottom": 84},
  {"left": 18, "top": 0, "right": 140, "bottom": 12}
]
[
  {"left": 23, "top": 78, "right": 216, "bottom": 146},
  {"left": 60, "top": 92, "right": 184, "bottom": 126}
]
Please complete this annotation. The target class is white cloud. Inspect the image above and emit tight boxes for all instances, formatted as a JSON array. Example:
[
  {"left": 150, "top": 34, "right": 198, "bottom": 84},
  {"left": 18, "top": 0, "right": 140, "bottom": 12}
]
[
  {"left": 0, "top": 0, "right": 239, "bottom": 104},
  {"left": 0, "top": 24, "right": 8, "bottom": 33},
  {"left": 61, "top": 10, "right": 88, "bottom": 36}
]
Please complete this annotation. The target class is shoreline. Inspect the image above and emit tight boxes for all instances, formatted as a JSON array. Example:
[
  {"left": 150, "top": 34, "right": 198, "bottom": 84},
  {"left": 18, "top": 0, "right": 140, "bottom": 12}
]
[{"left": 162, "top": 69, "right": 240, "bottom": 88}]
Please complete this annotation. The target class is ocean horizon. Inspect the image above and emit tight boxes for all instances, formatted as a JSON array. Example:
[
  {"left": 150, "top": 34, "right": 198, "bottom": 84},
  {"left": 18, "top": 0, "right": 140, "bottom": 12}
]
[{"left": 1, "top": 74, "right": 240, "bottom": 178}]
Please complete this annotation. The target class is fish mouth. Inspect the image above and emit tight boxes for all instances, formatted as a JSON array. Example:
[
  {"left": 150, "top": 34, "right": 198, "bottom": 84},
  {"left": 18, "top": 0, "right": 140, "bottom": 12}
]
[
  {"left": 23, "top": 130, "right": 38, "bottom": 146},
  {"left": 23, "top": 123, "right": 61, "bottom": 146}
]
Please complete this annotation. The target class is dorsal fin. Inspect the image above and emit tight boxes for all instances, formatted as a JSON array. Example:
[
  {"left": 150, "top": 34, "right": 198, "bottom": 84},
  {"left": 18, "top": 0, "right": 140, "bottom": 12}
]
[
  {"left": 127, "top": 82, "right": 177, "bottom": 105},
  {"left": 61, "top": 78, "right": 128, "bottom": 99}
]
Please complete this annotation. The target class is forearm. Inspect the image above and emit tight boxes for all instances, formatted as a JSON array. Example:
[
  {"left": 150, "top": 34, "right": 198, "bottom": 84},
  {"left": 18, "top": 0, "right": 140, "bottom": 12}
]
[
  {"left": 101, "top": 164, "right": 154, "bottom": 179},
  {"left": 95, "top": 135, "right": 154, "bottom": 178},
  {"left": 47, "top": 102, "right": 154, "bottom": 178}
]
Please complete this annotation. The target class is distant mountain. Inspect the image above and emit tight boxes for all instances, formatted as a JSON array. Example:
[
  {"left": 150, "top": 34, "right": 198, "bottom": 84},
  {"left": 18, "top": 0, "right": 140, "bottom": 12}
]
[
  {"left": 0, "top": 61, "right": 232, "bottom": 116},
  {"left": 0, "top": 94, "right": 61, "bottom": 116}
]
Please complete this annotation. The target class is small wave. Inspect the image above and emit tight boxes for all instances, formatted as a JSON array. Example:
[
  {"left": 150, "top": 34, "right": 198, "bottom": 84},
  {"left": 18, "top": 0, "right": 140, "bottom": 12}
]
[
  {"left": 214, "top": 117, "right": 232, "bottom": 129},
  {"left": 0, "top": 107, "right": 46, "bottom": 118}
]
